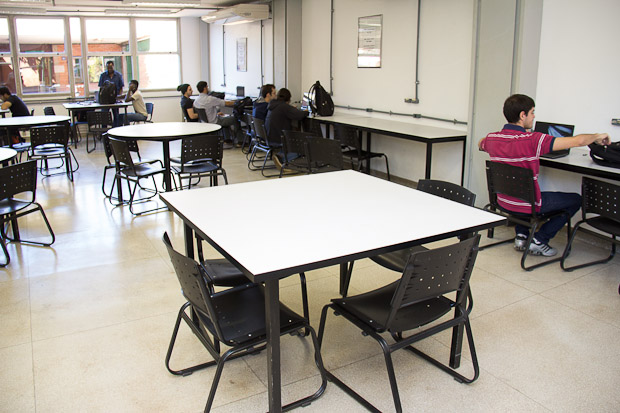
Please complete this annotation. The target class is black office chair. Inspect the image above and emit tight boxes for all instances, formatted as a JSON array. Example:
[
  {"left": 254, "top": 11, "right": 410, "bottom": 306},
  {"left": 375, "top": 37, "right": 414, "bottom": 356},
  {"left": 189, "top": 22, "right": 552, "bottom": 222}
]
[
  {"left": 101, "top": 133, "right": 146, "bottom": 200},
  {"left": 108, "top": 137, "right": 167, "bottom": 215},
  {"left": 0, "top": 160, "right": 55, "bottom": 267},
  {"left": 195, "top": 107, "right": 209, "bottom": 123},
  {"left": 43, "top": 106, "right": 55, "bottom": 116},
  {"left": 278, "top": 130, "right": 314, "bottom": 177},
  {"left": 172, "top": 133, "right": 228, "bottom": 190},
  {"left": 334, "top": 123, "right": 390, "bottom": 181},
  {"left": 28, "top": 124, "right": 79, "bottom": 181},
  {"left": 481, "top": 160, "right": 571, "bottom": 271},
  {"left": 248, "top": 117, "right": 283, "bottom": 176},
  {"left": 162, "top": 232, "right": 327, "bottom": 412},
  {"left": 318, "top": 236, "right": 481, "bottom": 413},
  {"left": 86, "top": 111, "right": 113, "bottom": 153},
  {"left": 144, "top": 102, "right": 154, "bottom": 123},
  {"left": 560, "top": 177, "right": 620, "bottom": 271},
  {"left": 240, "top": 112, "right": 255, "bottom": 155},
  {"left": 302, "top": 117, "right": 324, "bottom": 137},
  {"left": 305, "top": 136, "right": 344, "bottom": 174}
]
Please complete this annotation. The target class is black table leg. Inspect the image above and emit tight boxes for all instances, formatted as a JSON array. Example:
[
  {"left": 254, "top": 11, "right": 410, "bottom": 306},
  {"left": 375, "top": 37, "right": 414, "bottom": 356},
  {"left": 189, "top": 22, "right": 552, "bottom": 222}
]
[
  {"left": 265, "top": 279, "right": 282, "bottom": 413},
  {"left": 460, "top": 139, "right": 466, "bottom": 186},
  {"left": 365, "top": 131, "right": 372, "bottom": 174},
  {"left": 425, "top": 142, "right": 433, "bottom": 179},
  {"left": 184, "top": 223, "right": 194, "bottom": 259},
  {"left": 162, "top": 141, "right": 172, "bottom": 191}
]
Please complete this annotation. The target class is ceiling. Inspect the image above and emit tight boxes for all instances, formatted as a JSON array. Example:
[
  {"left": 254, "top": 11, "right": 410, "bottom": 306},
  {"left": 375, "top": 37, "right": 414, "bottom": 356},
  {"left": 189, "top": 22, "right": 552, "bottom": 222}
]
[{"left": 0, "top": 0, "right": 258, "bottom": 18}]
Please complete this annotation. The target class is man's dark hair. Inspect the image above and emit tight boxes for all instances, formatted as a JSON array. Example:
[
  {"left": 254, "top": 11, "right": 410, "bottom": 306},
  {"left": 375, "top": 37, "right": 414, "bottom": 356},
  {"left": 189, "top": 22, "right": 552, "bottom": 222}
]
[
  {"left": 177, "top": 84, "right": 190, "bottom": 94},
  {"left": 276, "top": 88, "right": 291, "bottom": 103},
  {"left": 260, "top": 84, "right": 275, "bottom": 98},
  {"left": 196, "top": 81, "right": 208, "bottom": 93},
  {"left": 130, "top": 79, "right": 139, "bottom": 88},
  {"left": 503, "top": 94, "right": 535, "bottom": 123},
  {"left": 106, "top": 61, "right": 114, "bottom": 67},
  {"left": 0, "top": 86, "right": 10, "bottom": 96}
]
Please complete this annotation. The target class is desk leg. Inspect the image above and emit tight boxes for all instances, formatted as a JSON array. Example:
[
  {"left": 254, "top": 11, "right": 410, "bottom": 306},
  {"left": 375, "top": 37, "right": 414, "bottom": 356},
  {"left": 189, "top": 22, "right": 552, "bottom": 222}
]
[
  {"left": 339, "top": 262, "right": 352, "bottom": 297},
  {"left": 183, "top": 224, "right": 194, "bottom": 259},
  {"left": 365, "top": 131, "right": 372, "bottom": 174},
  {"left": 265, "top": 279, "right": 282, "bottom": 413},
  {"left": 460, "top": 140, "right": 466, "bottom": 186},
  {"left": 425, "top": 142, "right": 433, "bottom": 179},
  {"left": 162, "top": 141, "right": 172, "bottom": 192}
]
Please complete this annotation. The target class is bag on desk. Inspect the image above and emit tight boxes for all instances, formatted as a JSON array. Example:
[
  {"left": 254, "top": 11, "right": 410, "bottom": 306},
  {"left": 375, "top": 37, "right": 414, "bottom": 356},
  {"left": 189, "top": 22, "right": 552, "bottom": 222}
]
[
  {"left": 589, "top": 142, "right": 620, "bottom": 169},
  {"left": 99, "top": 80, "right": 117, "bottom": 104},
  {"left": 308, "top": 81, "right": 334, "bottom": 116}
]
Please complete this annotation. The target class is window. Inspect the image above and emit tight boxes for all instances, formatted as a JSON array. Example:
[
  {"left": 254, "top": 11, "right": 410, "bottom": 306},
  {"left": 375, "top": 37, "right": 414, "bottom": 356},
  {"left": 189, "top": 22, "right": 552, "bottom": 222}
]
[{"left": 2, "top": 16, "right": 180, "bottom": 98}]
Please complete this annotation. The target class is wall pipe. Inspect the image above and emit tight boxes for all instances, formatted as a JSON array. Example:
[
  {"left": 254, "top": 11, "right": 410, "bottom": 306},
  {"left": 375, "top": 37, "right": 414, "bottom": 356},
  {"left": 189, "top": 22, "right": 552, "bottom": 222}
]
[
  {"left": 329, "top": 0, "right": 334, "bottom": 94},
  {"left": 221, "top": 26, "right": 226, "bottom": 87},
  {"left": 404, "top": 0, "right": 422, "bottom": 104},
  {"left": 334, "top": 104, "right": 467, "bottom": 125}
]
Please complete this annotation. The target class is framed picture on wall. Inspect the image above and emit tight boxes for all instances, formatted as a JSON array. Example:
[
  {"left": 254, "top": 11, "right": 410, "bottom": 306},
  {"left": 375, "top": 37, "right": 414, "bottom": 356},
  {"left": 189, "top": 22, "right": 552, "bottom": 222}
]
[
  {"left": 237, "top": 38, "right": 247, "bottom": 72},
  {"left": 358, "top": 15, "right": 382, "bottom": 68}
]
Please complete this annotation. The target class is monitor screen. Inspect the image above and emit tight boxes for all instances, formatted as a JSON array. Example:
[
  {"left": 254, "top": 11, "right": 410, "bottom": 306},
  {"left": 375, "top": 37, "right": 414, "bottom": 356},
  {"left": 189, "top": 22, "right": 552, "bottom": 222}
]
[
  {"left": 534, "top": 121, "right": 575, "bottom": 138},
  {"left": 236, "top": 86, "right": 245, "bottom": 97}
]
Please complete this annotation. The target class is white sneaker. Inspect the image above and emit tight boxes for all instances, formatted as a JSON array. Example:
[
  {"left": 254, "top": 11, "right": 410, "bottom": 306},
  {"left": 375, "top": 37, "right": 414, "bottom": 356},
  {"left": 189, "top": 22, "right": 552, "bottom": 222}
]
[
  {"left": 514, "top": 234, "right": 528, "bottom": 251},
  {"left": 528, "top": 238, "right": 557, "bottom": 257}
]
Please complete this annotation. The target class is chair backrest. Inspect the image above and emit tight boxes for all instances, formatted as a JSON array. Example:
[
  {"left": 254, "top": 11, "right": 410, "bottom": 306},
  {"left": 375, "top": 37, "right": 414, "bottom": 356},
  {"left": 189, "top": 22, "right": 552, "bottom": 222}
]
[
  {"left": 282, "top": 130, "right": 310, "bottom": 158},
  {"left": 485, "top": 161, "right": 537, "bottom": 215},
  {"left": 334, "top": 124, "right": 361, "bottom": 149},
  {"left": 252, "top": 117, "right": 268, "bottom": 142},
  {"left": 43, "top": 106, "right": 56, "bottom": 116},
  {"left": 30, "top": 109, "right": 34, "bottom": 116},
  {"left": 243, "top": 112, "right": 254, "bottom": 133},
  {"left": 581, "top": 177, "right": 620, "bottom": 222},
  {"left": 102, "top": 134, "right": 140, "bottom": 164},
  {"left": 180, "top": 133, "right": 224, "bottom": 166},
  {"left": 30, "top": 124, "right": 70, "bottom": 149},
  {"left": 145, "top": 102, "right": 153, "bottom": 120},
  {"left": 305, "top": 137, "right": 344, "bottom": 171},
  {"left": 108, "top": 137, "right": 137, "bottom": 171},
  {"left": 417, "top": 179, "right": 476, "bottom": 206},
  {"left": 162, "top": 232, "right": 224, "bottom": 339},
  {"left": 87, "top": 111, "right": 113, "bottom": 128},
  {"left": 302, "top": 117, "right": 323, "bottom": 138},
  {"left": 195, "top": 107, "right": 209, "bottom": 123},
  {"left": 0, "top": 160, "right": 38, "bottom": 202},
  {"left": 384, "top": 235, "right": 481, "bottom": 330}
]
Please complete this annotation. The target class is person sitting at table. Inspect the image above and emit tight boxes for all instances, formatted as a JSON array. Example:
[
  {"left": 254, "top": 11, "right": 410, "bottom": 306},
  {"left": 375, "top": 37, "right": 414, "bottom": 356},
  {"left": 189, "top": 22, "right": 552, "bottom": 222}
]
[
  {"left": 98, "top": 61, "right": 124, "bottom": 127},
  {"left": 120, "top": 80, "right": 148, "bottom": 125},
  {"left": 177, "top": 84, "right": 198, "bottom": 122},
  {"left": 265, "top": 87, "right": 308, "bottom": 144},
  {"left": 478, "top": 93, "right": 610, "bottom": 257},
  {"left": 252, "top": 84, "right": 276, "bottom": 121},
  {"left": 0, "top": 86, "right": 30, "bottom": 144},
  {"left": 193, "top": 80, "right": 242, "bottom": 144}
]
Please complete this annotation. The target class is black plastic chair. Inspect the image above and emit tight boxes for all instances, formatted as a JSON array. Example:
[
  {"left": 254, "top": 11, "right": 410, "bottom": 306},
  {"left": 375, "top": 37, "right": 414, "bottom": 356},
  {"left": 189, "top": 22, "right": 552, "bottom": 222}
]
[
  {"left": 162, "top": 232, "right": 327, "bottom": 412},
  {"left": 481, "top": 160, "right": 571, "bottom": 271},
  {"left": 248, "top": 117, "right": 283, "bottom": 176},
  {"left": 28, "top": 124, "right": 79, "bottom": 181},
  {"left": 305, "top": 136, "right": 344, "bottom": 174},
  {"left": 86, "top": 111, "right": 112, "bottom": 153},
  {"left": 302, "top": 117, "right": 324, "bottom": 138},
  {"left": 560, "top": 177, "right": 620, "bottom": 271},
  {"left": 172, "top": 133, "right": 228, "bottom": 190},
  {"left": 318, "top": 236, "right": 481, "bottom": 413},
  {"left": 43, "top": 106, "right": 55, "bottom": 116},
  {"left": 101, "top": 133, "right": 146, "bottom": 199},
  {"left": 195, "top": 107, "right": 209, "bottom": 123},
  {"left": 278, "top": 130, "right": 313, "bottom": 177},
  {"left": 0, "top": 160, "right": 55, "bottom": 267},
  {"left": 334, "top": 123, "right": 390, "bottom": 181},
  {"left": 240, "top": 112, "right": 255, "bottom": 155},
  {"left": 144, "top": 102, "right": 154, "bottom": 123},
  {"left": 108, "top": 137, "right": 167, "bottom": 215},
  {"left": 340, "top": 179, "right": 476, "bottom": 297}
]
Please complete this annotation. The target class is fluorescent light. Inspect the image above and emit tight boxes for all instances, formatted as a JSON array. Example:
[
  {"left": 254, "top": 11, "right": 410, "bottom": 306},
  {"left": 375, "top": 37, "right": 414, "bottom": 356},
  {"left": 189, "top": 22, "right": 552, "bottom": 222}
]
[
  {"left": 201, "top": 4, "right": 269, "bottom": 25},
  {"left": 105, "top": 8, "right": 178, "bottom": 15},
  {"left": 122, "top": 0, "right": 202, "bottom": 5},
  {"left": 1, "top": 6, "right": 47, "bottom": 13}
]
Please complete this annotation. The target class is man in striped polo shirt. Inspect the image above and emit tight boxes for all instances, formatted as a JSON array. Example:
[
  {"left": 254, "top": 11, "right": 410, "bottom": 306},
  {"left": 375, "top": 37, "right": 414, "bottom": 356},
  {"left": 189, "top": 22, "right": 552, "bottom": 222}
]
[{"left": 479, "top": 94, "right": 610, "bottom": 256}]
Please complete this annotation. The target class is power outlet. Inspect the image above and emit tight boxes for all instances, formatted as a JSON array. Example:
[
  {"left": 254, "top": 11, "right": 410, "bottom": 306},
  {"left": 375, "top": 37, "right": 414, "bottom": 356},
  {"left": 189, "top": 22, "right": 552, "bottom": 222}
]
[{"left": 612, "top": 118, "right": 620, "bottom": 125}]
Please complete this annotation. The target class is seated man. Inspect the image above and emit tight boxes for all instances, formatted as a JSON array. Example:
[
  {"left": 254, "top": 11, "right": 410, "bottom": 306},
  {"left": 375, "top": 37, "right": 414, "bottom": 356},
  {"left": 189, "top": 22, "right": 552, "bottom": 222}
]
[
  {"left": 193, "top": 81, "right": 242, "bottom": 144},
  {"left": 479, "top": 94, "right": 610, "bottom": 256},
  {"left": 120, "top": 80, "right": 148, "bottom": 125},
  {"left": 0, "top": 86, "right": 30, "bottom": 144},
  {"left": 265, "top": 88, "right": 308, "bottom": 144},
  {"left": 252, "top": 84, "right": 276, "bottom": 121}
]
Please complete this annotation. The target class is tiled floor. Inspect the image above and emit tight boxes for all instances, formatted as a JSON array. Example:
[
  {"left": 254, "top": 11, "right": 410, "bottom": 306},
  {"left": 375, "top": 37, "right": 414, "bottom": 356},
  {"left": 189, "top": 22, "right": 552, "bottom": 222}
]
[{"left": 1, "top": 139, "right": 619, "bottom": 412}]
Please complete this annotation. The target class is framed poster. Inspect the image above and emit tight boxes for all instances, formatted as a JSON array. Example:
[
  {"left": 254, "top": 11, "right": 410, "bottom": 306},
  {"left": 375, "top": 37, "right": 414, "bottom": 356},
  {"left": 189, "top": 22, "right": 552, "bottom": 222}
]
[
  {"left": 237, "top": 38, "right": 247, "bottom": 72},
  {"left": 357, "top": 15, "right": 382, "bottom": 68}
]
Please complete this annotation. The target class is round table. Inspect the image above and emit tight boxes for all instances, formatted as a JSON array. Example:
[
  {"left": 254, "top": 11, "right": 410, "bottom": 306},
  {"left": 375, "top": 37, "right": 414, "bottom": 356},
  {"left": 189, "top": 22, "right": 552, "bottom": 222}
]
[
  {"left": 0, "top": 115, "right": 72, "bottom": 149},
  {"left": 0, "top": 147, "right": 17, "bottom": 166},
  {"left": 108, "top": 122, "right": 222, "bottom": 192}
]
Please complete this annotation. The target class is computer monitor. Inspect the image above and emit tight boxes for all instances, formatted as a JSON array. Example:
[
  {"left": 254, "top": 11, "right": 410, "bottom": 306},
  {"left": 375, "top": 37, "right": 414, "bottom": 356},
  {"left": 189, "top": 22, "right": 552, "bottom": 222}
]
[
  {"left": 534, "top": 121, "right": 575, "bottom": 158},
  {"left": 236, "top": 86, "right": 245, "bottom": 97}
]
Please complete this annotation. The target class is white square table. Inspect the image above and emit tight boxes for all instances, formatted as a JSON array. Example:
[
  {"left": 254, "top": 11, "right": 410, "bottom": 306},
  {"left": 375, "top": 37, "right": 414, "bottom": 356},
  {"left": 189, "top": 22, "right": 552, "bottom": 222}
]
[{"left": 160, "top": 170, "right": 504, "bottom": 412}]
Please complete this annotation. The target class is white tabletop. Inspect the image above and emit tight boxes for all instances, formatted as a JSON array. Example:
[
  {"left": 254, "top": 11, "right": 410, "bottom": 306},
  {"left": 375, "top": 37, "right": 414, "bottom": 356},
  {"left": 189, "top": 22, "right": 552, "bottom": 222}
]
[
  {"left": 0, "top": 147, "right": 17, "bottom": 162},
  {"left": 0, "top": 115, "right": 71, "bottom": 127},
  {"left": 540, "top": 146, "right": 620, "bottom": 181},
  {"left": 108, "top": 122, "right": 221, "bottom": 139},
  {"left": 161, "top": 170, "right": 503, "bottom": 279},
  {"left": 63, "top": 102, "right": 132, "bottom": 110}
]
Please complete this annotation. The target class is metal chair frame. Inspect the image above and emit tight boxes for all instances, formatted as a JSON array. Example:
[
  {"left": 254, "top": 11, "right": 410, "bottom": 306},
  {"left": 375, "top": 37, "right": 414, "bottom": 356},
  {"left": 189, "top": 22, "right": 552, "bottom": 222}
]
[
  {"left": 86, "top": 111, "right": 112, "bottom": 153},
  {"left": 304, "top": 136, "right": 344, "bottom": 174},
  {"left": 334, "top": 123, "right": 390, "bottom": 181},
  {"left": 28, "top": 124, "right": 79, "bottom": 181},
  {"left": 248, "top": 117, "right": 282, "bottom": 176},
  {"left": 172, "top": 133, "right": 228, "bottom": 190}
]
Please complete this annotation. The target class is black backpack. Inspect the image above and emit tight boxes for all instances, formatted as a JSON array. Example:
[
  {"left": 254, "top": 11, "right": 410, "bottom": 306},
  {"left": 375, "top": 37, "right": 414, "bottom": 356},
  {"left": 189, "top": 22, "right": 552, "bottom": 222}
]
[
  {"left": 308, "top": 81, "right": 334, "bottom": 116},
  {"left": 589, "top": 142, "right": 620, "bottom": 169},
  {"left": 99, "top": 80, "right": 117, "bottom": 104},
  {"left": 233, "top": 96, "right": 253, "bottom": 121}
]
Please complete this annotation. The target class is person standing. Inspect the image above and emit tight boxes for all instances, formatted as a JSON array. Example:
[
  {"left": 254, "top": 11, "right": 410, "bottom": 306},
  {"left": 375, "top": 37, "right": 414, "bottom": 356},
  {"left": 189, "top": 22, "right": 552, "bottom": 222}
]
[
  {"left": 252, "top": 84, "right": 276, "bottom": 121},
  {"left": 0, "top": 86, "right": 30, "bottom": 144},
  {"left": 479, "top": 94, "right": 610, "bottom": 256},
  {"left": 98, "top": 60, "right": 124, "bottom": 126},
  {"left": 120, "top": 80, "right": 147, "bottom": 125}
]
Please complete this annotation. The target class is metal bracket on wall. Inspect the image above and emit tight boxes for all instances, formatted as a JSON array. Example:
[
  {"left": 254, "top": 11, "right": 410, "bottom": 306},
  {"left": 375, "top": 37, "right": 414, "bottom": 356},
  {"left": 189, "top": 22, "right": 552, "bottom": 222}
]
[{"left": 612, "top": 119, "right": 620, "bottom": 126}]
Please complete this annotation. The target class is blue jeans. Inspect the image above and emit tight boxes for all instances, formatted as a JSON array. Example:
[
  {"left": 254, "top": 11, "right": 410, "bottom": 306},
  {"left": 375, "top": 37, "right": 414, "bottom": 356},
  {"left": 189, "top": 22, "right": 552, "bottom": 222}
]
[
  {"left": 512, "top": 192, "right": 582, "bottom": 244},
  {"left": 120, "top": 112, "right": 147, "bottom": 125}
]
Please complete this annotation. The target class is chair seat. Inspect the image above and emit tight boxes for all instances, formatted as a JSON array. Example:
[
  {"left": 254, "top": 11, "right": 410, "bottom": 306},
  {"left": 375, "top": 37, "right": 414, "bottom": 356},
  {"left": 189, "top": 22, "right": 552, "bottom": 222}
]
[
  {"left": 33, "top": 147, "right": 66, "bottom": 157},
  {"left": 0, "top": 198, "right": 32, "bottom": 215},
  {"left": 370, "top": 245, "right": 428, "bottom": 272},
  {"left": 201, "top": 284, "right": 305, "bottom": 345},
  {"left": 175, "top": 160, "right": 219, "bottom": 174},
  {"left": 9, "top": 142, "right": 30, "bottom": 152},
  {"left": 342, "top": 148, "right": 384, "bottom": 159},
  {"left": 584, "top": 216, "right": 620, "bottom": 237},
  {"left": 332, "top": 280, "right": 454, "bottom": 333},
  {"left": 90, "top": 127, "right": 110, "bottom": 133},
  {"left": 120, "top": 163, "right": 165, "bottom": 178},
  {"left": 202, "top": 258, "right": 250, "bottom": 287}
]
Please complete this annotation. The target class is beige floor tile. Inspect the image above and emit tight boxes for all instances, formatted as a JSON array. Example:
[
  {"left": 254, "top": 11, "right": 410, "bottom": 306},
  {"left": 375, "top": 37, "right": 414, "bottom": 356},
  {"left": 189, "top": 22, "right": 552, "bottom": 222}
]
[
  {"left": 0, "top": 343, "right": 35, "bottom": 412},
  {"left": 0, "top": 277, "right": 31, "bottom": 348}
]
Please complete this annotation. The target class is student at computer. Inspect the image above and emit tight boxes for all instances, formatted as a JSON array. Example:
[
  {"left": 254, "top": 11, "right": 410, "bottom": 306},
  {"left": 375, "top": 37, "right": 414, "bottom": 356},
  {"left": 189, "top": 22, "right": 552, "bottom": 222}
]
[
  {"left": 479, "top": 94, "right": 610, "bottom": 257},
  {"left": 252, "top": 84, "right": 276, "bottom": 121},
  {"left": 265, "top": 88, "right": 308, "bottom": 144}
]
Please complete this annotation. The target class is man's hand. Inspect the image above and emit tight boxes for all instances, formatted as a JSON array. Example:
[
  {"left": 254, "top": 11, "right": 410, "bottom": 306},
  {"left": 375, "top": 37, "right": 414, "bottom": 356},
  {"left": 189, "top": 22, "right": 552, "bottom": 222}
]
[{"left": 593, "top": 133, "right": 611, "bottom": 146}]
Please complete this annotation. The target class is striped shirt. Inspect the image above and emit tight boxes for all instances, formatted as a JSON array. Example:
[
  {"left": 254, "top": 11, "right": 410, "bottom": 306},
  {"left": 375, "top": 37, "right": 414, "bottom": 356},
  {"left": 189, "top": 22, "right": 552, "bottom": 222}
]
[{"left": 481, "top": 124, "right": 555, "bottom": 213}]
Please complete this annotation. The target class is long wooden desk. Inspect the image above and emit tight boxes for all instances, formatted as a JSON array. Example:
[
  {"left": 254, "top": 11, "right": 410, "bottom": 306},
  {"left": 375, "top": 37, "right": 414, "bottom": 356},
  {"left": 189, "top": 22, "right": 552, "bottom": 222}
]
[
  {"left": 315, "top": 113, "right": 468, "bottom": 184},
  {"left": 160, "top": 170, "right": 504, "bottom": 412}
]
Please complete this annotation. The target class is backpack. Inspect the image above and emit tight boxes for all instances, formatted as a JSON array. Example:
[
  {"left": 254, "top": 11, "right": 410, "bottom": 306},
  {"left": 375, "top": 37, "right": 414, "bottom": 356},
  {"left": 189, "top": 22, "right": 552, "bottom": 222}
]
[
  {"left": 308, "top": 81, "right": 334, "bottom": 116},
  {"left": 589, "top": 142, "right": 620, "bottom": 169},
  {"left": 233, "top": 96, "right": 253, "bottom": 121},
  {"left": 99, "top": 80, "right": 117, "bottom": 104}
]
